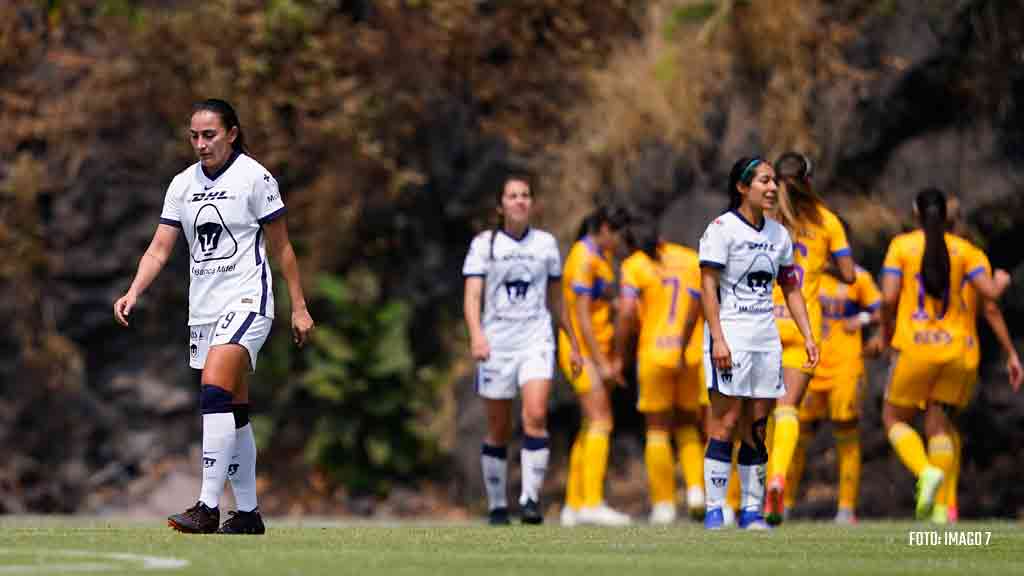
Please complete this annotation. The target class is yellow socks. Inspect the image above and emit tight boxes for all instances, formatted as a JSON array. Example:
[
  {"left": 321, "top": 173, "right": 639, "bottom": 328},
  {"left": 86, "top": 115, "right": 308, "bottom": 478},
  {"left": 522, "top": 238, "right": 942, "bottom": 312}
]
[
  {"left": 928, "top": 434, "right": 955, "bottom": 508},
  {"left": 582, "top": 425, "right": 611, "bottom": 507},
  {"left": 947, "top": 429, "right": 961, "bottom": 512},
  {"left": 565, "top": 428, "right": 586, "bottom": 509},
  {"left": 725, "top": 442, "right": 741, "bottom": 512},
  {"left": 645, "top": 430, "right": 675, "bottom": 505},
  {"left": 887, "top": 422, "right": 930, "bottom": 476},
  {"left": 784, "top": 430, "right": 812, "bottom": 510},
  {"left": 674, "top": 425, "right": 704, "bottom": 492},
  {"left": 769, "top": 406, "right": 801, "bottom": 480},
  {"left": 834, "top": 427, "right": 861, "bottom": 512}
]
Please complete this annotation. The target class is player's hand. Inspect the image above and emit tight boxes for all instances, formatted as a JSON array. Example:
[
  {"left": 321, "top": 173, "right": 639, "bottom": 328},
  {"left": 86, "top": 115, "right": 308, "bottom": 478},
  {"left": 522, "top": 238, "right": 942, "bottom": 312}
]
[
  {"left": 993, "top": 269, "right": 1011, "bottom": 295},
  {"left": 292, "top": 307, "right": 314, "bottom": 347},
  {"left": 711, "top": 338, "right": 732, "bottom": 371},
  {"left": 113, "top": 291, "right": 137, "bottom": 327},
  {"left": 803, "top": 340, "right": 820, "bottom": 369},
  {"left": 470, "top": 335, "right": 491, "bottom": 362},
  {"left": 1007, "top": 353, "right": 1023, "bottom": 393},
  {"left": 609, "top": 356, "right": 626, "bottom": 387},
  {"left": 597, "top": 356, "right": 616, "bottom": 384},
  {"left": 569, "top": 349, "right": 583, "bottom": 379}
]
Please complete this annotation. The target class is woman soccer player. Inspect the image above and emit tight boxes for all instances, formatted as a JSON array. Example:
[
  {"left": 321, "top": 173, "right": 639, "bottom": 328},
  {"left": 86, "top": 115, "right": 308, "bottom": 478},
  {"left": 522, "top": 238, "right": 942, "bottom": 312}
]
[
  {"left": 763, "top": 152, "right": 855, "bottom": 525},
  {"left": 699, "top": 156, "right": 818, "bottom": 530},
  {"left": 880, "top": 187, "right": 1010, "bottom": 520},
  {"left": 462, "top": 165, "right": 581, "bottom": 525},
  {"left": 114, "top": 99, "right": 314, "bottom": 534},
  {"left": 558, "top": 205, "right": 632, "bottom": 526},
  {"left": 616, "top": 221, "right": 706, "bottom": 524},
  {"left": 928, "top": 195, "right": 1021, "bottom": 523},
  {"left": 784, "top": 264, "right": 883, "bottom": 525}
]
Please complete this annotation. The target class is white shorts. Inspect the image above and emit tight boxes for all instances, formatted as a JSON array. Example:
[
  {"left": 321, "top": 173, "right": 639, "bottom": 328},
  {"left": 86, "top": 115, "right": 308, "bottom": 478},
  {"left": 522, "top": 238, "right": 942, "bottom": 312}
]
[
  {"left": 704, "top": 349, "right": 784, "bottom": 399},
  {"left": 476, "top": 348, "right": 554, "bottom": 400},
  {"left": 189, "top": 311, "right": 272, "bottom": 372}
]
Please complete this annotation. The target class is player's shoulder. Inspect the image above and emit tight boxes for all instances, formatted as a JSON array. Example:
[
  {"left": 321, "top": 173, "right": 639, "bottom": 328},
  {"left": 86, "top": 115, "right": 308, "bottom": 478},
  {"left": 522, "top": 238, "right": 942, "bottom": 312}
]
[
  {"left": 622, "top": 250, "right": 645, "bottom": 269},
  {"left": 235, "top": 154, "right": 276, "bottom": 182},
  {"left": 889, "top": 230, "right": 919, "bottom": 250},
  {"left": 662, "top": 242, "right": 698, "bottom": 262},
  {"left": 763, "top": 216, "right": 791, "bottom": 243},
  {"left": 817, "top": 204, "right": 841, "bottom": 226},
  {"left": 529, "top": 228, "right": 558, "bottom": 248}
]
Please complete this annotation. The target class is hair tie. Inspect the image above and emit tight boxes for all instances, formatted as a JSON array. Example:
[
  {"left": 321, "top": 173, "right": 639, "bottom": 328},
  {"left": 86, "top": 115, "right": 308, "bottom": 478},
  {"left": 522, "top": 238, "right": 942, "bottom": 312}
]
[{"left": 739, "top": 157, "right": 763, "bottom": 183}]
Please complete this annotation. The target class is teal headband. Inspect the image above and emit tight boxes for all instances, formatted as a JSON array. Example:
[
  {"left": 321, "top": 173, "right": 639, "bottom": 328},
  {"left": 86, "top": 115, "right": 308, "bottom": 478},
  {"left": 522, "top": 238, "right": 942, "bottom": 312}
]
[{"left": 739, "top": 157, "right": 763, "bottom": 183}]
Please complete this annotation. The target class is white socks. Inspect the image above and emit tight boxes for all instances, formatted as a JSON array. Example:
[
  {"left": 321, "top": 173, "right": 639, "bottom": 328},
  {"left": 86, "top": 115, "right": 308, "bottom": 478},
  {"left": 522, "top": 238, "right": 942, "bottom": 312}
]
[
  {"left": 481, "top": 444, "right": 508, "bottom": 511},
  {"left": 519, "top": 436, "right": 550, "bottom": 506},
  {"left": 229, "top": 423, "right": 258, "bottom": 512},
  {"left": 199, "top": 412, "right": 236, "bottom": 509}
]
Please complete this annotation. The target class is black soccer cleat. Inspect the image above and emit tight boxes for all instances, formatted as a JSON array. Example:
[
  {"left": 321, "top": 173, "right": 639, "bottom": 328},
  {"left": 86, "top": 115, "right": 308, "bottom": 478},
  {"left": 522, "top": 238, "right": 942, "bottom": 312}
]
[
  {"left": 488, "top": 507, "right": 511, "bottom": 526},
  {"left": 167, "top": 502, "right": 219, "bottom": 534},
  {"left": 217, "top": 508, "right": 266, "bottom": 535},
  {"left": 521, "top": 500, "right": 543, "bottom": 525}
]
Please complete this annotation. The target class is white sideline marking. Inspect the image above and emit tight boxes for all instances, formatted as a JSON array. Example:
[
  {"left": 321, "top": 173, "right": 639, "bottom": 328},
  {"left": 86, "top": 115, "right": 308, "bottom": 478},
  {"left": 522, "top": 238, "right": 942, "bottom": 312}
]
[{"left": 0, "top": 549, "right": 188, "bottom": 573}]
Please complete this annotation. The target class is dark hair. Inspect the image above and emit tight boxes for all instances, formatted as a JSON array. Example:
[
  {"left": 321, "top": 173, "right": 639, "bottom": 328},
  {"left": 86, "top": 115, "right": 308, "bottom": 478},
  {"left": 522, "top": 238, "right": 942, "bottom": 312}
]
[
  {"left": 629, "top": 218, "right": 660, "bottom": 261},
  {"left": 488, "top": 163, "right": 535, "bottom": 259},
  {"left": 916, "top": 187, "right": 950, "bottom": 300},
  {"left": 191, "top": 99, "right": 248, "bottom": 154},
  {"left": 576, "top": 204, "right": 631, "bottom": 241},
  {"left": 727, "top": 156, "right": 763, "bottom": 210},
  {"left": 773, "top": 152, "right": 823, "bottom": 231}
]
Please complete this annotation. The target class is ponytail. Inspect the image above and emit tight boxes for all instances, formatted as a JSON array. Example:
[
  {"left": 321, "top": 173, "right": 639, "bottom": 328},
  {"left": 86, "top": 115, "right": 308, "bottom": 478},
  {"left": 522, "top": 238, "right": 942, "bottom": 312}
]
[
  {"left": 577, "top": 204, "right": 631, "bottom": 242},
  {"left": 916, "top": 188, "right": 950, "bottom": 300},
  {"left": 773, "top": 152, "right": 823, "bottom": 233}
]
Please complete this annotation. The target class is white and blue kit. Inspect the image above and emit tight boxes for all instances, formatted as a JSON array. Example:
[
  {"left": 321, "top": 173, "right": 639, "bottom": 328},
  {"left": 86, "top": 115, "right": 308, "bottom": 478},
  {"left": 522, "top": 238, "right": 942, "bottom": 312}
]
[
  {"left": 462, "top": 228, "right": 562, "bottom": 399},
  {"left": 160, "top": 152, "right": 283, "bottom": 371},
  {"left": 699, "top": 210, "right": 794, "bottom": 398}
]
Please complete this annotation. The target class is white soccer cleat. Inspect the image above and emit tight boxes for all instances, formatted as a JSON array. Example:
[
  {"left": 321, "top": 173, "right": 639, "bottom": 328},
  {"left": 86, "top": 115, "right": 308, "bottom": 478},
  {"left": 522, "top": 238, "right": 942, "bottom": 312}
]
[
  {"left": 578, "top": 503, "right": 632, "bottom": 526},
  {"left": 721, "top": 506, "right": 736, "bottom": 527},
  {"left": 834, "top": 507, "right": 857, "bottom": 525},
  {"left": 686, "top": 486, "right": 706, "bottom": 520},
  {"left": 915, "top": 466, "right": 944, "bottom": 520},
  {"left": 649, "top": 502, "right": 677, "bottom": 525},
  {"left": 560, "top": 506, "right": 579, "bottom": 527}
]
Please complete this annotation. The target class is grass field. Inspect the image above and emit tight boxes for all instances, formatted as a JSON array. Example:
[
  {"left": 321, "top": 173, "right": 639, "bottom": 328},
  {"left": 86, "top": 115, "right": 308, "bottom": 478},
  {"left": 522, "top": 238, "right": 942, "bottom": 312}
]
[{"left": 0, "top": 517, "right": 1020, "bottom": 575}]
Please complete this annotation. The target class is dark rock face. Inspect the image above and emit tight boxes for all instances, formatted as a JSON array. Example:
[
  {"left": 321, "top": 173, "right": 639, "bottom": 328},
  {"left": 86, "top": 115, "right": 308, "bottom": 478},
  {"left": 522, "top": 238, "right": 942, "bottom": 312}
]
[{"left": 2, "top": 0, "right": 1022, "bottom": 517}]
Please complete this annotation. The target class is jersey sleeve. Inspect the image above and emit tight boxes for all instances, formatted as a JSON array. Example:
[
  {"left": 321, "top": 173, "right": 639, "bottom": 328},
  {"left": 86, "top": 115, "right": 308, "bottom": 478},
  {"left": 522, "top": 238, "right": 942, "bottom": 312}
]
[
  {"left": 882, "top": 238, "right": 905, "bottom": 278},
  {"left": 698, "top": 219, "right": 729, "bottom": 269},
  {"left": 159, "top": 175, "right": 184, "bottom": 228},
  {"left": 857, "top": 269, "right": 883, "bottom": 311},
  {"left": 824, "top": 209, "right": 851, "bottom": 259},
  {"left": 776, "top": 231, "right": 798, "bottom": 285},
  {"left": 462, "top": 233, "right": 490, "bottom": 277},
  {"left": 571, "top": 249, "right": 597, "bottom": 295},
  {"left": 778, "top": 229, "right": 795, "bottom": 267},
  {"left": 546, "top": 236, "right": 563, "bottom": 280},
  {"left": 254, "top": 171, "right": 287, "bottom": 224},
  {"left": 684, "top": 257, "right": 701, "bottom": 299},
  {"left": 620, "top": 257, "right": 643, "bottom": 299},
  {"left": 964, "top": 243, "right": 991, "bottom": 282}
]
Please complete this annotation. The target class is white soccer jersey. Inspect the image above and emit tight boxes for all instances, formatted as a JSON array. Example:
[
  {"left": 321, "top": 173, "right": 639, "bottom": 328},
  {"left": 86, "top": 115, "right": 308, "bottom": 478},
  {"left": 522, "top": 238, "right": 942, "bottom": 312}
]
[
  {"left": 462, "top": 228, "right": 561, "bottom": 353},
  {"left": 160, "top": 152, "right": 285, "bottom": 325},
  {"left": 699, "top": 210, "right": 794, "bottom": 352}
]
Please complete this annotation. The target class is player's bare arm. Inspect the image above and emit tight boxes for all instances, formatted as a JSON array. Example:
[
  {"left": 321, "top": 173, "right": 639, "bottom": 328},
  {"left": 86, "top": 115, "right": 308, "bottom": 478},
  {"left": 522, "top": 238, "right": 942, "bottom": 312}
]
[
  {"left": 262, "top": 217, "right": 313, "bottom": 347},
  {"left": 114, "top": 223, "right": 180, "bottom": 327}
]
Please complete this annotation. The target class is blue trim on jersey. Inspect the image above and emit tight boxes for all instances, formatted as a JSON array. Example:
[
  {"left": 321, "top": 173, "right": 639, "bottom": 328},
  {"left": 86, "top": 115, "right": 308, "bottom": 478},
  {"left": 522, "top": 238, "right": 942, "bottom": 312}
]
[
  {"left": 229, "top": 312, "right": 257, "bottom": 344},
  {"left": 201, "top": 150, "right": 240, "bottom": 181},
  {"left": 842, "top": 301, "right": 860, "bottom": 318},
  {"left": 463, "top": 272, "right": 486, "bottom": 278},
  {"left": 699, "top": 260, "right": 725, "bottom": 270},
  {"left": 881, "top": 267, "right": 903, "bottom": 277},
  {"left": 572, "top": 283, "right": 593, "bottom": 295},
  {"left": 832, "top": 247, "right": 852, "bottom": 258},
  {"left": 865, "top": 300, "right": 881, "bottom": 312},
  {"left": 729, "top": 209, "right": 765, "bottom": 232},
  {"left": 621, "top": 284, "right": 640, "bottom": 298},
  {"left": 259, "top": 262, "right": 269, "bottom": 316},
  {"left": 499, "top": 226, "right": 530, "bottom": 242},
  {"left": 582, "top": 236, "right": 600, "bottom": 256},
  {"left": 159, "top": 217, "right": 182, "bottom": 229},
  {"left": 254, "top": 227, "right": 263, "bottom": 266},
  {"left": 258, "top": 206, "right": 287, "bottom": 225},
  {"left": 966, "top": 266, "right": 986, "bottom": 280},
  {"left": 687, "top": 288, "right": 701, "bottom": 298}
]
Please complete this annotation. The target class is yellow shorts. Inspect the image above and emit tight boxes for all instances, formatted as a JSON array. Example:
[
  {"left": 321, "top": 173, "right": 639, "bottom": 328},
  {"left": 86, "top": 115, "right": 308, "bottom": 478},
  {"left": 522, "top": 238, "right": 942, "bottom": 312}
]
[
  {"left": 956, "top": 337, "right": 981, "bottom": 409},
  {"left": 800, "top": 372, "right": 863, "bottom": 422},
  {"left": 636, "top": 358, "right": 708, "bottom": 413},
  {"left": 559, "top": 340, "right": 611, "bottom": 396},
  {"left": 886, "top": 350, "right": 972, "bottom": 409},
  {"left": 777, "top": 306, "right": 821, "bottom": 374}
]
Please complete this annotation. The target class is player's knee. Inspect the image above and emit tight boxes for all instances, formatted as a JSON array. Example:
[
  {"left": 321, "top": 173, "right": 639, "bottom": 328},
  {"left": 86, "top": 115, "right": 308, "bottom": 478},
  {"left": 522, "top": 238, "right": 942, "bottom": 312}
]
[
  {"left": 521, "top": 410, "right": 547, "bottom": 436},
  {"left": 200, "top": 384, "right": 234, "bottom": 415}
]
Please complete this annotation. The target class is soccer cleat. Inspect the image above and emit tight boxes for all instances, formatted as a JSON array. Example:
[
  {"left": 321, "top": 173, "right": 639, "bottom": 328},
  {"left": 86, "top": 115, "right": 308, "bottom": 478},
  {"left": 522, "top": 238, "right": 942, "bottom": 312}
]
[
  {"left": 721, "top": 506, "right": 736, "bottom": 527},
  {"left": 765, "top": 475, "right": 785, "bottom": 526},
  {"left": 738, "top": 509, "right": 769, "bottom": 530},
  {"left": 915, "top": 467, "right": 944, "bottom": 520},
  {"left": 520, "top": 499, "right": 543, "bottom": 525},
  {"left": 930, "top": 505, "right": 948, "bottom": 525},
  {"left": 686, "top": 486, "right": 706, "bottom": 521},
  {"left": 578, "top": 503, "right": 632, "bottom": 526},
  {"left": 167, "top": 502, "right": 219, "bottom": 534},
  {"left": 704, "top": 508, "right": 725, "bottom": 530},
  {"left": 649, "top": 502, "right": 677, "bottom": 525},
  {"left": 488, "top": 507, "right": 511, "bottom": 526},
  {"left": 559, "top": 506, "right": 579, "bottom": 527},
  {"left": 217, "top": 509, "right": 266, "bottom": 535},
  {"left": 834, "top": 508, "right": 857, "bottom": 525}
]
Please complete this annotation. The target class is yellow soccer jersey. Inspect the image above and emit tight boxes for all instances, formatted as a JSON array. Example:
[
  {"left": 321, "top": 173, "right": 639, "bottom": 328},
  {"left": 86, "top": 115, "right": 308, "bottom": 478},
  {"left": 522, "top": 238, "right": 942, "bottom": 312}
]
[
  {"left": 815, "top": 268, "right": 882, "bottom": 380},
  {"left": 958, "top": 243, "right": 990, "bottom": 370},
  {"left": 560, "top": 236, "right": 616, "bottom": 359},
  {"left": 772, "top": 205, "right": 851, "bottom": 340},
  {"left": 881, "top": 231, "right": 989, "bottom": 362},
  {"left": 620, "top": 243, "right": 702, "bottom": 368}
]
